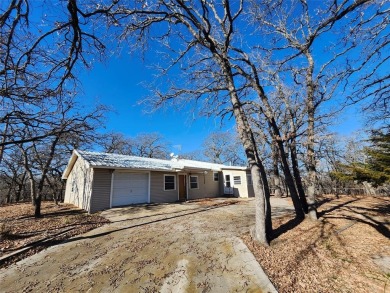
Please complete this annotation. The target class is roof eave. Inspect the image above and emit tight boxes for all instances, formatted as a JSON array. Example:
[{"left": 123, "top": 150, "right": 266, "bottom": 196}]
[{"left": 62, "top": 150, "right": 79, "bottom": 179}]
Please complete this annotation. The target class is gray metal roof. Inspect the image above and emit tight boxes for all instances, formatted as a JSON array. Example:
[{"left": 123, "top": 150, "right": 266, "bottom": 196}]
[
  {"left": 77, "top": 150, "right": 175, "bottom": 171},
  {"left": 62, "top": 150, "right": 248, "bottom": 179}
]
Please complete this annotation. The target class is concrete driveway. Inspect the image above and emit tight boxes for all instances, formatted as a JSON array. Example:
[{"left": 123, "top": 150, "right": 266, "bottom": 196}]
[{"left": 0, "top": 198, "right": 293, "bottom": 293}]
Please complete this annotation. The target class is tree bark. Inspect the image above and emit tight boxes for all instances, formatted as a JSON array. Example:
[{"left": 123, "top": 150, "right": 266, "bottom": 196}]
[
  {"left": 16, "top": 182, "right": 23, "bottom": 202},
  {"left": 305, "top": 51, "right": 318, "bottom": 220},
  {"left": 275, "top": 138, "right": 305, "bottom": 219},
  {"left": 6, "top": 187, "right": 12, "bottom": 204},
  {"left": 271, "top": 140, "right": 283, "bottom": 197},
  {"left": 34, "top": 197, "right": 42, "bottom": 218},
  {"left": 220, "top": 58, "right": 272, "bottom": 244},
  {"left": 289, "top": 137, "right": 309, "bottom": 213},
  {"left": 234, "top": 58, "right": 304, "bottom": 218}
]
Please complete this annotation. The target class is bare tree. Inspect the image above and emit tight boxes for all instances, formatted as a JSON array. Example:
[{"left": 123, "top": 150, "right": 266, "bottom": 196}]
[
  {"left": 0, "top": 148, "right": 27, "bottom": 203},
  {"left": 101, "top": 132, "right": 133, "bottom": 155},
  {"left": 0, "top": 0, "right": 115, "bottom": 159},
  {"left": 99, "top": 0, "right": 274, "bottom": 244},
  {"left": 100, "top": 132, "right": 170, "bottom": 159},
  {"left": 249, "top": 0, "right": 389, "bottom": 219},
  {"left": 202, "top": 132, "right": 246, "bottom": 165},
  {"left": 179, "top": 150, "right": 205, "bottom": 161},
  {"left": 15, "top": 99, "right": 105, "bottom": 217},
  {"left": 132, "top": 133, "right": 170, "bottom": 159}
]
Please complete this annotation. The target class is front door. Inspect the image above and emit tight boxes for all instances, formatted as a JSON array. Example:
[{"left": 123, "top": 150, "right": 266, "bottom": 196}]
[
  {"left": 178, "top": 175, "right": 187, "bottom": 201},
  {"left": 224, "top": 173, "right": 234, "bottom": 195}
]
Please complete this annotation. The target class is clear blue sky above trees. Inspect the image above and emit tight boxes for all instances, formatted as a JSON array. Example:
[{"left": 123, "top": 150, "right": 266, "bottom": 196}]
[{"left": 78, "top": 47, "right": 364, "bottom": 154}]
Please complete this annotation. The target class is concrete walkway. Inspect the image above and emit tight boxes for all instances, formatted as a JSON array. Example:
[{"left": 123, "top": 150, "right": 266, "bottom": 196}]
[{"left": 0, "top": 198, "right": 292, "bottom": 293}]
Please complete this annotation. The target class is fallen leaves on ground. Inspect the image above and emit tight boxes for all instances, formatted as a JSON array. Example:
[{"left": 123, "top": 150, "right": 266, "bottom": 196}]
[
  {"left": 0, "top": 201, "right": 109, "bottom": 268},
  {"left": 188, "top": 197, "right": 241, "bottom": 208},
  {"left": 243, "top": 195, "right": 390, "bottom": 293}
]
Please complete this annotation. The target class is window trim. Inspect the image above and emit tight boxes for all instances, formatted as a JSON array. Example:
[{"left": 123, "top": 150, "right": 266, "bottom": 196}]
[
  {"left": 213, "top": 172, "right": 219, "bottom": 182},
  {"left": 164, "top": 174, "right": 176, "bottom": 191},
  {"left": 233, "top": 175, "right": 242, "bottom": 185},
  {"left": 189, "top": 175, "right": 199, "bottom": 189}
]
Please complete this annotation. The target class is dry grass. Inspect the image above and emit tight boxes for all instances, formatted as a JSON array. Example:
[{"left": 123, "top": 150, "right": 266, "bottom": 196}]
[
  {"left": 243, "top": 195, "right": 390, "bottom": 293},
  {"left": 0, "top": 201, "right": 109, "bottom": 268}
]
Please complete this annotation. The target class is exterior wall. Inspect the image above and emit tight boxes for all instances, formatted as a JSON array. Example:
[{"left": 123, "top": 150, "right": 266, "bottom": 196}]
[
  {"left": 188, "top": 171, "right": 220, "bottom": 199},
  {"left": 150, "top": 171, "right": 178, "bottom": 203},
  {"left": 90, "top": 168, "right": 112, "bottom": 213},
  {"left": 221, "top": 169, "right": 251, "bottom": 198},
  {"left": 64, "top": 157, "right": 93, "bottom": 212}
]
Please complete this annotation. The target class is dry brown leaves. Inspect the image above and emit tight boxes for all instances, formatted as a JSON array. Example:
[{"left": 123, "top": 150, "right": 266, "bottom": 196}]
[
  {"left": 189, "top": 198, "right": 241, "bottom": 208},
  {"left": 243, "top": 195, "right": 390, "bottom": 293},
  {"left": 0, "top": 201, "right": 109, "bottom": 268}
]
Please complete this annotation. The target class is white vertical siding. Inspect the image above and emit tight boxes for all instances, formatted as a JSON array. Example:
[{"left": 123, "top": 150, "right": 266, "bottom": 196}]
[
  {"left": 221, "top": 169, "right": 250, "bottom": 198},
  {"left": 64, "top": 157, "right": 93, "bottom": 212}
]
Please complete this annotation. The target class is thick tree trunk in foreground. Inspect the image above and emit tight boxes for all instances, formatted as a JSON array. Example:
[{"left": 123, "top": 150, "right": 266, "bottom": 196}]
[
  {"left": 250, "top": 164, "right": 269, "bottom": 244},
  {"left": 221, "top": 59, "right": 272, "bottom": 244},
  {"left": 305, "top": 51, "right": 318, "bottom": 220}
]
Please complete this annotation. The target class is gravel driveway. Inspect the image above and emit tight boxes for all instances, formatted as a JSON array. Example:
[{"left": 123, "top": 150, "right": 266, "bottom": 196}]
[{"left": 0, "top": 198, "right": 292, "bottom": 292}]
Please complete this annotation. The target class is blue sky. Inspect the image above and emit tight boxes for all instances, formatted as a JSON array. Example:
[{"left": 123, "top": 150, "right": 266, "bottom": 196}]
[
  {"left": 78, "top": 52, "right": 364, "bottom": 154},
  {"left": 79, "top": 56, "right": 236, "bottom": 153}
]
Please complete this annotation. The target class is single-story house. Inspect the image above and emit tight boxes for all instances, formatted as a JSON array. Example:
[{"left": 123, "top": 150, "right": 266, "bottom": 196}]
[{"left": 62, "top": 150, "right": 254, "bottom": 213}]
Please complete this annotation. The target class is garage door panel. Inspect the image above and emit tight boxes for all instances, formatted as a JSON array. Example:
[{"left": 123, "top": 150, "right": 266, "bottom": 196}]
[{"left": 112, "top": 172, "right": 149, "bottom": 206}]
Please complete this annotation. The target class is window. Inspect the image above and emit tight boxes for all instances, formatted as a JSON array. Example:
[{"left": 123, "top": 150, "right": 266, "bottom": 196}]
[
  {"left": 247, "top": 174, "right": 252, "bottom": 185},
  {"left": 190, "top": 176, "right": 198, "bottom": 189},
  {"left": 213, "top": 172, "right": 219, "bottom": 182},
  {"left": 164, "top": 175, "right": 175, "bottom": 190},
  {"left": 233, "top": 176, "right": 241, "bottom": 185}
]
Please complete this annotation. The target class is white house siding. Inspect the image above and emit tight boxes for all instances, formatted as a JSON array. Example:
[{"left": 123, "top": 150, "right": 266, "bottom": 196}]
[
  {"left": 150, "top": 171, "right": 178, "bottom": 203},
  {"left": 188, "top": 171, "right": 220, "bottom": 200},
  {"left": 90, "top": 168, "right": 112, "bottom": 213},
  {"left": 64, "top": 157, "right": 93, "bottom": 212},
  {"left": 222, "top": 169, "right": 250, "bottom": 198}
]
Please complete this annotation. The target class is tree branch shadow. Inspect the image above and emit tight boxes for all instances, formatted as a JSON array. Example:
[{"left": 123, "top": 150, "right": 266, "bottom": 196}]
[
  {"left": 271, "top": 216, "right": 304, "bottom": 240},
  {"left": 317, "top": 198, "right": 360, "bottom": 218}
]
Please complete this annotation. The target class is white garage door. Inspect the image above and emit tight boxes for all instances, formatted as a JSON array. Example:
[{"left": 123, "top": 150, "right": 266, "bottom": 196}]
[{"left": 112, "top": 172, "right": 149, "bottom": 206}]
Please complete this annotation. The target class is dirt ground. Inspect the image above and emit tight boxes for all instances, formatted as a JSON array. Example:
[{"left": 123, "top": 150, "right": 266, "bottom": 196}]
[
  {"left": 243, "top": 195, "right": 390, "bottom": 293},
  {"left": 0, "top": 201, "right": 109, "bottom": 268},
  {"left": 0, "top": 198, "right": 279, "bottom": 293}
]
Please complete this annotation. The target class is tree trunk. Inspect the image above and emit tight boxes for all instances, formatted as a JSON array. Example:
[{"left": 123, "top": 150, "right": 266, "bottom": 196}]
[
  {"left": 275, "top": 138, "right": 305, "bottom": 219},
  {"left": 16, "top": 183, "right": 23, "bottom": 202},
  {"left": 6, "top": 187, "right": 12, "bottom": 204},
  {"left": 0, "top": 117, "right": 9, "bottom": 165},
  {"left": 289, "top": 138, "right": 309, "bottom": 213},
  {"left": 305, "top": 51, "right": 318, "bottom": 220},
  {"left": 34, "top": 197, "right": 42, "bottom": 218},
  {"left": 258, "top": 161, "right": 272, "bottom": 234},
  {"left": 220, "top": 58, "right": 272, "bottom": 244},
  {"left": 271, "top": 141, "right": 283, "bottom": 197},
  {"left": 28, "top": 175, "right": 39, "bottom": 216},
  {"left": 250, "top": 164, "right": 269, "bottom": 244}
]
